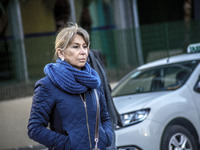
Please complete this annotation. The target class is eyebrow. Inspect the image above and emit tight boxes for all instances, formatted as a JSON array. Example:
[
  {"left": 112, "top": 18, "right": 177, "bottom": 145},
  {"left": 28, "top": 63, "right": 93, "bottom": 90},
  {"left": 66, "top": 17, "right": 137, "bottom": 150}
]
[{"left": 72, "top": 42, "right": 87, "bottom": 45}]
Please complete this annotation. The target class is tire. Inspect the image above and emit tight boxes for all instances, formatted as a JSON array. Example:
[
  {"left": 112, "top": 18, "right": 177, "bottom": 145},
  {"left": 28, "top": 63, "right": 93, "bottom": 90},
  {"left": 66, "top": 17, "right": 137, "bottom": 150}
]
[{"left": 161, "top": 125, "right": 198, "bottom": 150}]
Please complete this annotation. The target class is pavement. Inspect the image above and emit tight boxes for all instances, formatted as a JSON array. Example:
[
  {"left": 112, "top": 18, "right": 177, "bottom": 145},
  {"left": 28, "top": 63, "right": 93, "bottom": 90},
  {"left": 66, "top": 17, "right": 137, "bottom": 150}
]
[
  {"left": 4, "top": 145, "right": 47, "bottom": 150},
  {"left": 0, "top": 82, "right": 118, "bottom": 150},
  {"left": 0, "top": 96, "right": 42, "bottom": 150}
]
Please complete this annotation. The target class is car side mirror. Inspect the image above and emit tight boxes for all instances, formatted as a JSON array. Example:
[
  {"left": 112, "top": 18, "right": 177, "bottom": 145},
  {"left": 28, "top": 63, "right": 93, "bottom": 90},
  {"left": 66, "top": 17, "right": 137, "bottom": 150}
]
[{"left": 194, "top": 75, "right": 200, "bottom": 93}]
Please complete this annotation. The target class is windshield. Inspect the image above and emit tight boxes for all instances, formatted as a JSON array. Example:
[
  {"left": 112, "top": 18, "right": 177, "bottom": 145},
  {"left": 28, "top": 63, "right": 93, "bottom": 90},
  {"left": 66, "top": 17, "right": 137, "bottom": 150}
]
[{"left": 112, "top": 61, "right": 199, "bottom": 97}]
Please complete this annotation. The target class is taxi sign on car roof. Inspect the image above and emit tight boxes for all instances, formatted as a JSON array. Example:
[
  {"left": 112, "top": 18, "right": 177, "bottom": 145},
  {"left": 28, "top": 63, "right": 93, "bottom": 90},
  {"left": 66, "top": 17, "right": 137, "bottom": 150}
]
[{"left": 187, "top": 43, "right": 200, "bottom": 53}]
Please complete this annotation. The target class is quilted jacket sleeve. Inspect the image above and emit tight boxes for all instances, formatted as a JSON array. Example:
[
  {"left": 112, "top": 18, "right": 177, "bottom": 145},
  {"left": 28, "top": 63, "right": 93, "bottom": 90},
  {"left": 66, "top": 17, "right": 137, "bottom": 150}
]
[
  {"left": 98, "top": 85, "right": 114, "bottom": 147},
  {"left": 27, "top": 78, "right": 71, "bottom": 149}
]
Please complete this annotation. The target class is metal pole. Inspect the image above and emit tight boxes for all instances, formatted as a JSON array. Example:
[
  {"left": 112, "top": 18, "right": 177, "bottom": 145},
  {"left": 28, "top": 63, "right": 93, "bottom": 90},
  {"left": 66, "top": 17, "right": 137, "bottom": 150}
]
[
  {"left": 69, "top": 0, "right": 76, "bottom": 23},
  {"left": 132, "top": 0, "right": 144, "bottom": 65},
  {"left": 9, "top": 0, "right": 28, "bottom": 82}
]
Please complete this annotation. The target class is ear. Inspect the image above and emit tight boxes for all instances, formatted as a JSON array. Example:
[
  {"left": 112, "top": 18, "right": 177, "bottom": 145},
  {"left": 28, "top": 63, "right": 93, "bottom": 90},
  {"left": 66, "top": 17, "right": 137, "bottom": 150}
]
[{"left": 57, "top": 48, "right": 65, "bottom": 60}]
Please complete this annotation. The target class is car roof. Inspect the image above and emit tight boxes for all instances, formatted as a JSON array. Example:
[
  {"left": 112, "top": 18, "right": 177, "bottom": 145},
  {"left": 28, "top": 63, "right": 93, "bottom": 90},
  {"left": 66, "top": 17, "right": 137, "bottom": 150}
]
[{"left": 138, "top": 53, "right": 200, "bottom": 70}]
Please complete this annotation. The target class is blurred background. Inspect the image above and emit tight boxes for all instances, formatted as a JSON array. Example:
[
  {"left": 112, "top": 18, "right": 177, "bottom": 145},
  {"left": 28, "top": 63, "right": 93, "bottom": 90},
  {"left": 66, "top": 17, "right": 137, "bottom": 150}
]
[{"left": 0, "top": 0, "right": 200, "bottom": 149}]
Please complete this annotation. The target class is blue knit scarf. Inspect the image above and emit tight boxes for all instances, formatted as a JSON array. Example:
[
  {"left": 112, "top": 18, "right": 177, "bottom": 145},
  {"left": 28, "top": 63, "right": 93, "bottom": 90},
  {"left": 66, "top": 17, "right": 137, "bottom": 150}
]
[{"left": 44, "top": 58, "right": 101, "bottom": 94}]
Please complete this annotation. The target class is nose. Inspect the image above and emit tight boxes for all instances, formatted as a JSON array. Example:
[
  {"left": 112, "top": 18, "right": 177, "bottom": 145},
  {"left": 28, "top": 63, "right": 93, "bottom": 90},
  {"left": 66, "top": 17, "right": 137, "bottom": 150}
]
[{"left": 80, "top": 47, "right": 88, "bottom": 55}]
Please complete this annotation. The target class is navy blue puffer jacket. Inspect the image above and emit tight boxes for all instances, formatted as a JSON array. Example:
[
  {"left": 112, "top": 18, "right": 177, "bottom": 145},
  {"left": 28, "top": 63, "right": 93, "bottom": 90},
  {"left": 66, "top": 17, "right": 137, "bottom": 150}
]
[{"left": 28, "top": 76, "right": 113, "bottom": 150}]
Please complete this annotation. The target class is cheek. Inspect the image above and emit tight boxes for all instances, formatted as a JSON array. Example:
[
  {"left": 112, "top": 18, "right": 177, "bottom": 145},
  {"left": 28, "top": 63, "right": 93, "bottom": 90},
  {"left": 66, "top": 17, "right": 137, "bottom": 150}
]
[
  {"left": 65, "top": 50, "right": 75, "bottom": 58},
  {"left": 86, "top": 50, "right": 88, "bottom": 56},
  {"left": 65, "top": 51, "right": 80, "bottom": 63},
  {"left": 65, "top": 54, "right": 74, "bottom": 64}
]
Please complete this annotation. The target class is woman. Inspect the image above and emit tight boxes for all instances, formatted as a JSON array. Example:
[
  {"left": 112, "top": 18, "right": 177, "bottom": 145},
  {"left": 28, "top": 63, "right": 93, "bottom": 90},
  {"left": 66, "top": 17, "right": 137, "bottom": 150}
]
[{"left": 27, "top": 23, "right": 113, "bottom": 150}]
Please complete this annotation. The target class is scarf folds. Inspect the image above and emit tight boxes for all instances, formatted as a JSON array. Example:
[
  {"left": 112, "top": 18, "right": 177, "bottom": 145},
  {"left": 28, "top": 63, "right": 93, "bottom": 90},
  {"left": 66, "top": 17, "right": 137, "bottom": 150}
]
[{"left": 44, "top": 58, "right": 101, "bottom": 94}]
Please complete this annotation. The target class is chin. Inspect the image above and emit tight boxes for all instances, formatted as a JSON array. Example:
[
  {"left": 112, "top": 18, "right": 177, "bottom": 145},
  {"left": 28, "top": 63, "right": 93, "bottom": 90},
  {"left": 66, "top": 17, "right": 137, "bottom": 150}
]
[
  {"left": 80, "top": 62, "right": 86, "bottom": 66},
  {"left": 76, "top": 63, "right": 86, "bottom": 70},
  {"left": 80, "top": 65, "right": 86, "bottom": 68}
]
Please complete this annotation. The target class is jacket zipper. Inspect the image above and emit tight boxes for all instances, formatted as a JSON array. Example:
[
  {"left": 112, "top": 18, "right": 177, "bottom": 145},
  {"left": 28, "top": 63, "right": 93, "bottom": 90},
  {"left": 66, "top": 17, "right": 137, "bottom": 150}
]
[{"left": 80, "top": 94, "right": 92, "bottom": 150}]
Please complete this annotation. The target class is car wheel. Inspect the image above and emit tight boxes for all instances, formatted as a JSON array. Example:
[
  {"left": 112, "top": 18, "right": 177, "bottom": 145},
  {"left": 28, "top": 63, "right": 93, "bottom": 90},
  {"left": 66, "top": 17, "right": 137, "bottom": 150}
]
[{"left": 161, "top": 125, "right": 198, "bottom": 150}]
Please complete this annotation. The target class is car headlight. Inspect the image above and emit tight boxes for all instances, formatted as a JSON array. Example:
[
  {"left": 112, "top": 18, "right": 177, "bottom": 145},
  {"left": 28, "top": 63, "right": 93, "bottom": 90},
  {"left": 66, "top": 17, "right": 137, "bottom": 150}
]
[{"left": 120, "top": 108, "right": 150, "bottom": 127}]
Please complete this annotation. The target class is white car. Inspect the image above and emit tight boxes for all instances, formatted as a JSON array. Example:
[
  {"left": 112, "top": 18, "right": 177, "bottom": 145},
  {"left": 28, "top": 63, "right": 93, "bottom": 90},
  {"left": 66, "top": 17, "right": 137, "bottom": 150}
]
[{"left": 112, "top": 50, "right": 200, "bottom": 150}]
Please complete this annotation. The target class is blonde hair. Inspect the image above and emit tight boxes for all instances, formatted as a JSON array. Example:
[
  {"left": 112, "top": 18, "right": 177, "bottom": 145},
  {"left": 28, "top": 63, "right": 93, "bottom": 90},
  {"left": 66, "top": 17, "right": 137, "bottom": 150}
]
[{"left": 54, "top": 22, "right": 90, "bottom": 59}]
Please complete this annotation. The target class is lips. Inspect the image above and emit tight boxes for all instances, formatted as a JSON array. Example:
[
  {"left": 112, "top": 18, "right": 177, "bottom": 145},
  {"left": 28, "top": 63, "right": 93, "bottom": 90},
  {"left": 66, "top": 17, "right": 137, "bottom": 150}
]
[{"left": 79, "top": 58, "right": 86, "bottom": 62}]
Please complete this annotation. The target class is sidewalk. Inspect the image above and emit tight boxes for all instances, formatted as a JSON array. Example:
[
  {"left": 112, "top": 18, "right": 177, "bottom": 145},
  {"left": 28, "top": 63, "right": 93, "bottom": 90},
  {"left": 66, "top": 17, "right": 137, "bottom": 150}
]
[
  {"left": 0, "top": 96, "right": 38, "bottom": 149},
  {"left": 4, "top": 145, "right": 47, "bottom": 150},
  {"left": 0, "top": 82, "right": 118, "bottom": 150}
]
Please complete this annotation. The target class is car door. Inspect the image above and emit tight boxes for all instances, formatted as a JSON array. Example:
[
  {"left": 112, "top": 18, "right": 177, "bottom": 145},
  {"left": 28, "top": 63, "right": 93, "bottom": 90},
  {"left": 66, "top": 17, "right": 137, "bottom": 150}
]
[{"left": 187, "top": 63, "right": 200, "bottom": 135}]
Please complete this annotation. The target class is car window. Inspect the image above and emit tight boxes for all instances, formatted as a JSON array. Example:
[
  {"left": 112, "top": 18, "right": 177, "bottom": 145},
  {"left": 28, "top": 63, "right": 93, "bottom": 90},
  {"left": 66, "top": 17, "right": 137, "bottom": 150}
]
[{"left": 112, "top": 61, "right": 199, "bottom": 97}]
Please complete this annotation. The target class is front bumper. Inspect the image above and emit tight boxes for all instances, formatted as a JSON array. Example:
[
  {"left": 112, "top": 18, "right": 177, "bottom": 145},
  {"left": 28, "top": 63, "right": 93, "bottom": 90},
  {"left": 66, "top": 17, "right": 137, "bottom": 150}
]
[
  {"left": 117, "top": 145, "right": 141, "bottom": 150},
  {"left": 115, "top": 119, "right": 163, "bottom": 150}
]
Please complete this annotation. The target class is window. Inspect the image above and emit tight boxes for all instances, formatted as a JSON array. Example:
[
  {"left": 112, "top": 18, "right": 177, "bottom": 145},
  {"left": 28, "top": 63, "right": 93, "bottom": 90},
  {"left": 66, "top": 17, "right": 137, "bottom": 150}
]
[{"left": 112, "top": 61, "right": 198, "bottom": 97}]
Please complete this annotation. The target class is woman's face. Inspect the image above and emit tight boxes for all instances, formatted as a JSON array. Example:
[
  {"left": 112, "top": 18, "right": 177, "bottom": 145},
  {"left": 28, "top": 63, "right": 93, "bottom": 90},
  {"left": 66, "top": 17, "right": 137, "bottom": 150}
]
[{"left": 59, "top": 34, "right": 89, "bottom": 70}]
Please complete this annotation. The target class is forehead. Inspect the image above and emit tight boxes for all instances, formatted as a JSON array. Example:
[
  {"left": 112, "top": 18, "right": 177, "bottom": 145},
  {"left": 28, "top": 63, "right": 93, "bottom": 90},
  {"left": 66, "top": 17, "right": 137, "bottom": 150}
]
[{"left": 71, "top": 34, "right": 86, "bottom": 44}]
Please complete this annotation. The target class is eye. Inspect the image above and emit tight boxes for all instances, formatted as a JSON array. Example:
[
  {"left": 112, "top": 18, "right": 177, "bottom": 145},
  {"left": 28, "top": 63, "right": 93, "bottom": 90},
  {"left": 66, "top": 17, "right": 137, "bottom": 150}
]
[
  {"left": 72, "top": 45, "right": 79, "bottom": 49},
  {"left": 83, "top": 45, "right": 88, "bottom": 49}
]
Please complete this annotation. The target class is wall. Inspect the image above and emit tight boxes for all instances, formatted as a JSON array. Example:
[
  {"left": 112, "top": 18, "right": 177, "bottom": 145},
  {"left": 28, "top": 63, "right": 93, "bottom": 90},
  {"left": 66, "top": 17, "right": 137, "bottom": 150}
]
[{"left": 20, "top": 0, "right": 56, "bottom": 34}]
